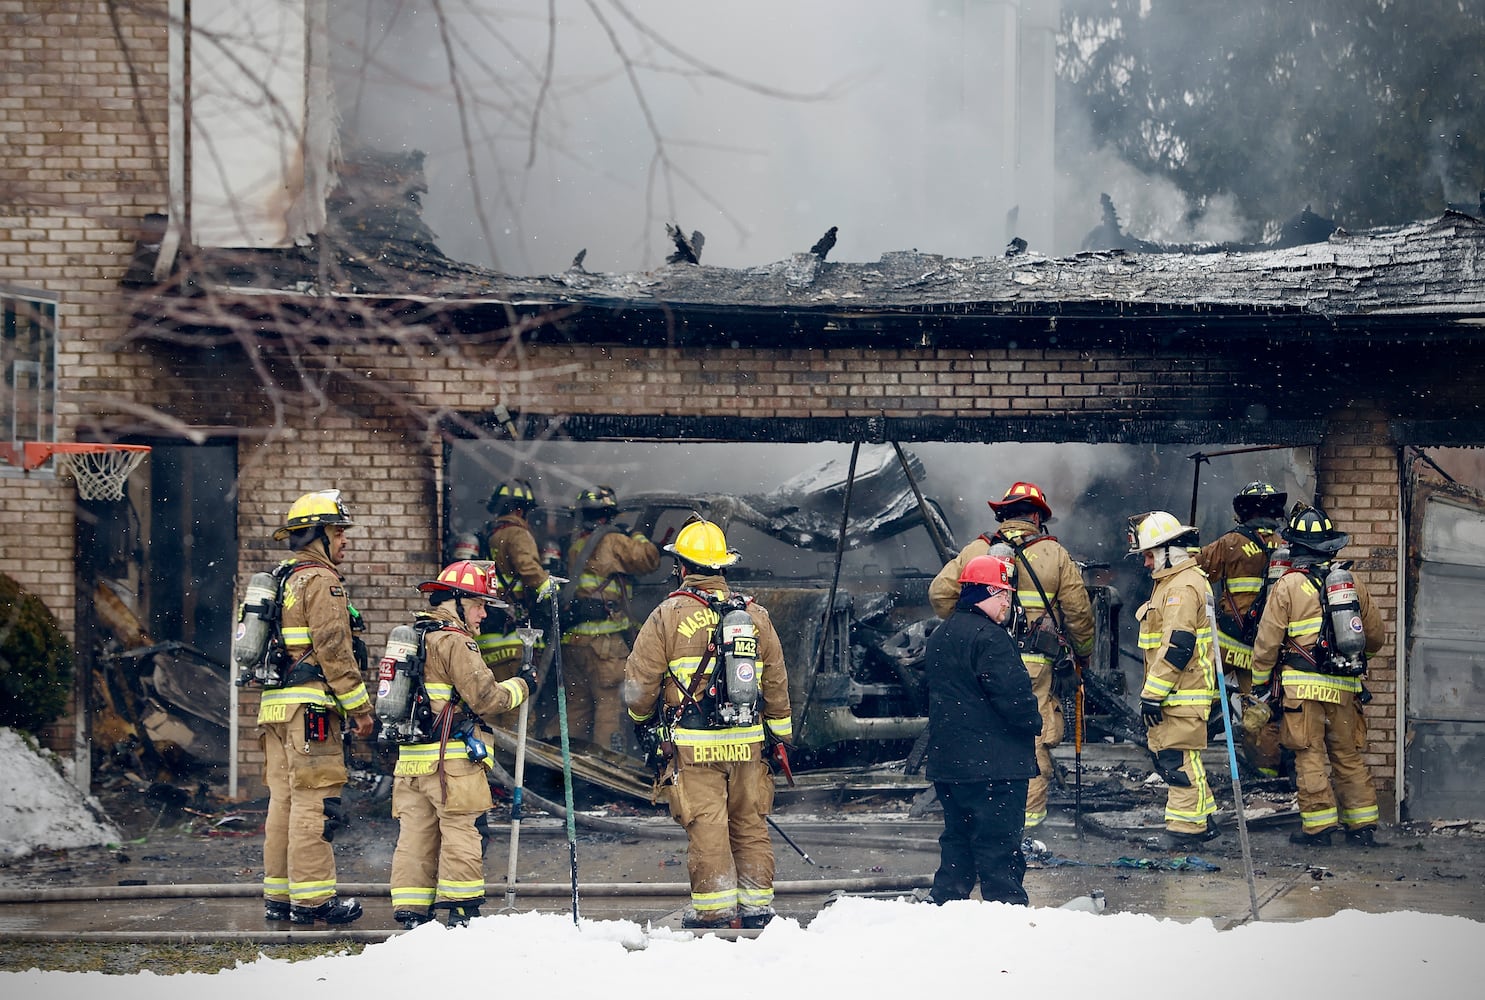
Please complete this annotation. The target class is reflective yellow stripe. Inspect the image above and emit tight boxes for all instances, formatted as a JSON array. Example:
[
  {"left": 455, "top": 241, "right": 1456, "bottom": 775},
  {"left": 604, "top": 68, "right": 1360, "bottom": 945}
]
[
  {"left": 436, "top": 877, "right": 485, "bottom": 899},
  {"left": 1283, "top": 668, "right": 1363, "bottom": 701},
  {"left": 1142, "top": 676, "right": 1175, "bottom": 698},
  {"left": 738, "top": 886, "right": 774, "bottom": 908},
  {"left": 336, "top": 683, "right": 370, "bottom": 714},
  {"left": 256, "top": 685, "right": 337, "bottom": 724},
  {"left": 764, "top": 717, "right": 792, "bottom": 741},
  {"left": 1287, "top": 616, "right": 1323, "bottom": 639},
  {"left": 1341, "top": 804, "right": 1379, "bottom": 826},
  {"left": 674, "top": 724, "right": 764, "bottom": 746},
  {"left": 290, "top": 878, "right": 337, "bottom": 902},
  {"left": 1300, "top": 806, "right": 1338, "bottom": 832},
  {"left": 394, "top": 742, "right": 494, "bottom": 775},
  {"left": 692, "top": 886, "right": 738, "bottom": 915},
  {"left": 391, "top": 887, "right": 435, "bottom": 909},
  {"left": 1225, "top": 576, "right": 1263, "bottom": 595}
]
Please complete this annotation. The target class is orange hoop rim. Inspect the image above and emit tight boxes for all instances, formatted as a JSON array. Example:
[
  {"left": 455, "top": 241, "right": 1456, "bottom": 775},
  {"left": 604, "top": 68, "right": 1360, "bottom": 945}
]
[{"left": 1, "top": 442, "right": 152, "bottom": 472}]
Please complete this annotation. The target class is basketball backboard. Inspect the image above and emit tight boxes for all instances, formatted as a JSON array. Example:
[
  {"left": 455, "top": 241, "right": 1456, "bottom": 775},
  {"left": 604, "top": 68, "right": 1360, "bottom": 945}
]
[{"left": 1, "top": 287, "right": 58, "bottom": 472}]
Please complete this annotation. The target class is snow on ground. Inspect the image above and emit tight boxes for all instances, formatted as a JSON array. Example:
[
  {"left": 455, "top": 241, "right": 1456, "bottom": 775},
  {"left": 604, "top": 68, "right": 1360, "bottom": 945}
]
[
  {"left": 2, "top": 726, "right": 1482, "bottom": 995},
  {"left": 0, "top": 727, "right": 119, "bottom": 862}
]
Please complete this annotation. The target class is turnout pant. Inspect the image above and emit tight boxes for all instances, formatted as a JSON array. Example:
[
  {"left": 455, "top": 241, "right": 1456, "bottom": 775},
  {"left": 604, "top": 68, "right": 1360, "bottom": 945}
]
[
  {"left": 551, "top": 633, "right": 629, "bottom": 753},
  {"left": 1023, "top": 655, "right": 1064, "bottom": 829},
  {"left": 1281, "top": 697, "right": 1379, "bottom": 834},
  {"left": 390, "top": 768, "right": 493, "bottom": 917},
  {"left": 1148, "top": 715, "right": 1214, "bottom": 835},
  {"left": 260, "top": 707, "right": 349, "bottom": 908},
  {"left": 665, "top": 757, "right": 776, "bottom": 921},
  {"left": 931, "top": 778, "right": 1030, "bottom": 906}
]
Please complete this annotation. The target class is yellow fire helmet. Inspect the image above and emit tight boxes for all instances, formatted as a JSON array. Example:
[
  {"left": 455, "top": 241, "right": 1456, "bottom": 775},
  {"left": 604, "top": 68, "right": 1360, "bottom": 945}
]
[
  {"left": 665, "top": 517, "right": 740, "bottom": 570},
  {"left": 274, "top": 489, "right": 354, "bottom": 541}
]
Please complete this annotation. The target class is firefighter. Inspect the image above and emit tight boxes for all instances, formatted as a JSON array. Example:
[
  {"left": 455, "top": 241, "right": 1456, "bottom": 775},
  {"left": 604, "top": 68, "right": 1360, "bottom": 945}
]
[
  {"left": 928, "top": 481, "right": 1095, "bottom": 832},
  {"left": 475, "top": 480, "right": 558, "bottom": 686},
  {"left": 558, "top": 486, "right": 660, "bottom": 753},
  {"left": 1196, "top": 481, "right": 1286, "bottom": 777},
  {"left": 258, "top": 490, "right": 374, "bottom": 925},
  {"left": 1128, "top": 510, "right": 1220, "bottom": 851},
  {"left": 1251, "top": 504, "right": 1387, "bottom": 847},
  {"left": 624, "top": 517, "right": 793, "bottom": 929},
  {"left": 387, "top": 560, "right": 538, "bottom": 928},
  {"left": 922, "top": 555, "right": 1042, "bottom": 906}
]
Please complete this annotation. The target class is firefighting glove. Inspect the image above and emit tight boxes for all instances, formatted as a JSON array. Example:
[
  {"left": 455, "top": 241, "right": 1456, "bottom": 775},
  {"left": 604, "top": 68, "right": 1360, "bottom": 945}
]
[
  {"left": 1052, "top": 658, "right": 1081, "bottom": 701},
  {"left": 634, "top": 720, "right": 668, "bottom": 774},
  {"left": 536, "top": 576, "right": 559, "bottom": 604},
  {"left": 1140, "top": 699, "right": 1164, "bottom": 728},
  {"left": 517, "top": 661, "right": 541, "bottom": 698}
]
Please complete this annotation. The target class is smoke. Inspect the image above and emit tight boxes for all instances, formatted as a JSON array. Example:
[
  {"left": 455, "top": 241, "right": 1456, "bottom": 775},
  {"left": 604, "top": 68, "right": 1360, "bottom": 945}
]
[{"left": 328, "top": 1, "right": 1062, "bottom": 272}]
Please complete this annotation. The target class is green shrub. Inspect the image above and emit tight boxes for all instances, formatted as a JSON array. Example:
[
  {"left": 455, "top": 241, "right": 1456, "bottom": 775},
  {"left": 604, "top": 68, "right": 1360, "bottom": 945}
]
[{"left": 0, "top": 573, "right": 75, "bottom": 734}]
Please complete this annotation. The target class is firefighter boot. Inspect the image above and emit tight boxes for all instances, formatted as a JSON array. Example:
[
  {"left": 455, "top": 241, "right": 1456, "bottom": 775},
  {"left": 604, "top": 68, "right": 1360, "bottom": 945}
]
[
  {"left": 264, "top": 899, "right": 292, "bottom": 922},
  {"left": 394, "top": 910, "right": 433, "bottom": 930},
  {"left": 1289, "top": 828, "right": 1334, "bottom": 847},
  {"left": 290, "top": 896, "right": 364, "bottom": 925},
  {"left": 681, "top": 909, "right": 740, "bottom": 929},
  {"left": 447, "top": 903, "right": 481, "bottom": 927},
  {"left": 1345, "top": 825, "right": 1383, "bottom": 848},
  {"left": 739, "top": 907, "right": 776, "bottom": 929}
]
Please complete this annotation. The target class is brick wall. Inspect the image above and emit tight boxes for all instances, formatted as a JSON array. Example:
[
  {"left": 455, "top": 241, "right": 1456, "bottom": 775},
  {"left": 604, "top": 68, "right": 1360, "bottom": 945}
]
[
  {"left": 0, "top": 1, "right": 170, "bottom": 756},
  {"left": 1315, "top": 401, "right": 1402, "bottom": 814}
]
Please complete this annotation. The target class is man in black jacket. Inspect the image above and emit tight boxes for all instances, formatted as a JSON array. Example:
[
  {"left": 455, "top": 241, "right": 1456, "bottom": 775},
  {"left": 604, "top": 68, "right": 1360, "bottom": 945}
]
[{"left": 924, "top": 554, "right": 1043, "bottom": 905}]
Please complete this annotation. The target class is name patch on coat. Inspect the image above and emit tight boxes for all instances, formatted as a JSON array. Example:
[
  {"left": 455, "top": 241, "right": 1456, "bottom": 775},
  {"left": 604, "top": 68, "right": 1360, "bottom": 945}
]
[{"left": 691, "top": 742, "right": 752, "bottom": 763}]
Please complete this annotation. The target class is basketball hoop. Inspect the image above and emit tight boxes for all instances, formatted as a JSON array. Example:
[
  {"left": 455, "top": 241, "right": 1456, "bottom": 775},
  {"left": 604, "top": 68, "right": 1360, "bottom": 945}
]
[{"left": 1, "top": 442, "right": 152, "bottom": 501}]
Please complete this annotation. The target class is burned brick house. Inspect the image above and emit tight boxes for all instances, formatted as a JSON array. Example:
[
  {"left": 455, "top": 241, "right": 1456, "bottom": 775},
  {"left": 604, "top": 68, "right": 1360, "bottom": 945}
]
[{"left": 4, "top": 3, "right": 1485, "bottom": 823}]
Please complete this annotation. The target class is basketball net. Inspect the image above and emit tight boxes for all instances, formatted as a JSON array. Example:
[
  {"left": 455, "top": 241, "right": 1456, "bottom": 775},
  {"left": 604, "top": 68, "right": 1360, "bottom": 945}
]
[{"left": 57, "top": 448, "right": 149, "bottom": 501}]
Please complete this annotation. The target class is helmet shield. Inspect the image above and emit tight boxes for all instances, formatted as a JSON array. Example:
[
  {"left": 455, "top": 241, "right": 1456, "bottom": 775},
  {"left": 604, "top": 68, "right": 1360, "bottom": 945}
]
[{"left": 1128, "top": 510, "right": 1197, "bottom": 553}]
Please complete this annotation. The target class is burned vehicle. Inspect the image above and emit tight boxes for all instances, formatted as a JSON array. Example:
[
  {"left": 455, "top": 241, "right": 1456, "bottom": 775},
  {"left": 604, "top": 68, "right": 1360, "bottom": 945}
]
[{"left": 470, "top": 444, "right": 1132, "bottom": 800}]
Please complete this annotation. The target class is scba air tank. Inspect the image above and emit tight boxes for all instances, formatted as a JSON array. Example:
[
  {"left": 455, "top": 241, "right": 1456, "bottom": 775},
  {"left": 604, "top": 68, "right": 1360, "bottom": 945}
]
[
  {"left": 1324, "top": 565, "right": 1368, "bottom": 661},
  {"left": 375, "top": 625, "right": 423, "bottom": 742},
  {"left": 232, "top": 572, "right": 279, "bottom": 684},
  {"left": 717, "top": 607, "right": 759, "bottom": 726},
  {"left": 1268, "top": 546, "right": 1291, "bottom": 583}
]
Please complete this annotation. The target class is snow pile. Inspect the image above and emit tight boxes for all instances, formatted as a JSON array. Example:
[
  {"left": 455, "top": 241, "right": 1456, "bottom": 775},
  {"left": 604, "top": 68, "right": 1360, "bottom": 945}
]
[
  {"left": 0, "top": 726, "right": 121, "bottom": 862},
  {"left": 2, "top": 901, "right": 1482, "bottom": 997}
]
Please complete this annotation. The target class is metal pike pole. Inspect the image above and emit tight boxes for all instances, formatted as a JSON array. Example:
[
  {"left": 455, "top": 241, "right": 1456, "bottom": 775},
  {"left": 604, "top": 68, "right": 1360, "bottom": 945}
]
[
  {"left": 766, "top": 815, "right": 815, "bottom": 866},
  {"left": 548, "top": 584, "right": 581, "bottom": 924},
  {"left": 1206, "top": 601, "right": 1261, "bottom": 922},
  {"left": 1074, "top": 669, "right": 1085, "bottom": 839},
  {"left": 503, "top": 625, "right": 542, "bottom": 912}
]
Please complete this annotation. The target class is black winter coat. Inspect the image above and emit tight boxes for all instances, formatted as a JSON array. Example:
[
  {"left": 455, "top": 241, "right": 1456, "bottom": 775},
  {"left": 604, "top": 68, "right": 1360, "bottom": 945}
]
[{"left": 924, "top": 607, "right": 1042, "bottom": 783}]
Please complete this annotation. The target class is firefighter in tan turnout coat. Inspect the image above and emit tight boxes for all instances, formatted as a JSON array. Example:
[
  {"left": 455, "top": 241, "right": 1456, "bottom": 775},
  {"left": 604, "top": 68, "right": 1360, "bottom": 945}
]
[
  {"left": 1251, "top": 504, "right": 1386, "bottom": 848},
  {"left": 1195, "top": 481, "right": 1286, "bottom": 777},
  {"left": 256, "top": 490, "right": 375, "bottom": 925},
  {"left": 476, "top": 479, "right": 558, "bottom": 681},
  {"left": 1128, "top": 510, "right": 1220, "bottom": 852},
  {"left": 624, "top": 518, "right": 792, "bottom": 929},
  {"left": 560, "top": 486, "right": 660, "bottom": 753},
  {"left": 385, "top": 560, "right": 537, "bottom": 928},
  {"left": 929, "top": 481, "right": 1095, "bottom": 831}
]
